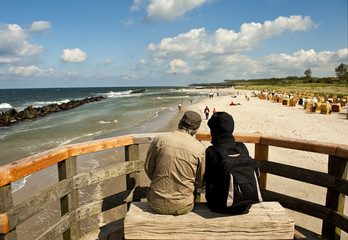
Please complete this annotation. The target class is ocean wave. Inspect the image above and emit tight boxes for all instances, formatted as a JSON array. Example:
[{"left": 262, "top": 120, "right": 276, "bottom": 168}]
[
  {"left": 60, "top": 131, "right": 103, "bottom": 145},
  {"left": 21, "top": 99, "right": 71, "bottom": 110},
  {"left": 12, "top": 175, "right": 30, "bottom": 193},
  {"left": 105, "top": 90, "right": 132, "bottom": 98},
  {"left": 0, "top": 103, "right": 13, "bottom": 109}
]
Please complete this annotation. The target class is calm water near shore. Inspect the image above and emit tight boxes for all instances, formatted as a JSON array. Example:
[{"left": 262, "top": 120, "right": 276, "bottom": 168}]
[{"left": 0, "top": 87, "right": 205, "bottom": 191}]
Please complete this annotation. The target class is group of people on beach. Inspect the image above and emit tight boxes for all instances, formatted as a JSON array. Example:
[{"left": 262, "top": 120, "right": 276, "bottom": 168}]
[{"left": 144, "top": 110, "right": 253, "bottom": 215}]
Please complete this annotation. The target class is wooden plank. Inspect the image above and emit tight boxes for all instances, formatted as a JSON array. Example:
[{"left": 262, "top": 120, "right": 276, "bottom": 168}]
[
  {"left": 195, "top": 131, "right": 211, "bottom": 141},
  {"left": 255, "top": 143, "right": 269, "bottom": 190},
  {"left": 78, "top": 219, "right": 124, "bottom": 240},
  {"left": 196, "top": 132, "right": 261, "bottom": 144},
  {"left": 36, "top": 212, "right": 74, "bottom": 240},
  {"left": 335, "top": 178, "right": 348, "bottom": 196},
  {"left": 261, "top": 190, "right": 348, "bottom": 233},
  {"left": 336, "top": 145, "right": 348, "bottom": 159},
  {"left": 125, "top": 145, "right": 140, "bottom": 207},
  {"left": 234, "top": 133, "right": 261, "bottom": 143},
  {"left": 58, "top": 157, "right": 81, "bottom": 240},
  {"left": 258, "top": 160, "right": 335, "bottom": 189},
  {"left": 0, "top": 184, "right": 17, "bottom": 240},
  {"left": 260, "top": 135, "right": 338, "bottom": 155},
  {"left": 0, "top": 146, "right": 69, "bottom": 187},
  {"left": 0, "top": 213, "right": 9, "bottom": 234},
  {"left": 0, "top": 135, "right": 134, "bottom": 187},
  {"left": 322, "top": 155, "right": 348, "bottom": 240},
  {"left": 68, "top": 135, "right": 134, "bottom": 157},
  {"left": 72, "top": 161, "right": 137, "bottom": 189},
  {"left": 133, "top": 132, "right": 167, "bottom": 144},
  {"left": 124, "top": 202, "right": 295, "bottom": 240},
  {"left": 7, "top": 179, "right": 71, "bottom": 230}
]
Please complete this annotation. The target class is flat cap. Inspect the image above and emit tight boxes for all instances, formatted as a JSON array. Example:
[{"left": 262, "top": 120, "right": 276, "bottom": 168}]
[{"left": 180, "top": 111, "right": 202, "bottom": 130}]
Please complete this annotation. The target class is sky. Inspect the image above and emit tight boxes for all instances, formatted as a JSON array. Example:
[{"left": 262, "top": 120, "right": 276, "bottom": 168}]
[{"left": 0, "top": 0, "right": 347, "bottom": 88}]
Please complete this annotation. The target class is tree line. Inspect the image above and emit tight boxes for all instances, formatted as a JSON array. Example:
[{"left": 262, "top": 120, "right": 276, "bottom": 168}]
[{"left": 189, "top": 63, "right": 348, "bottom": 87}]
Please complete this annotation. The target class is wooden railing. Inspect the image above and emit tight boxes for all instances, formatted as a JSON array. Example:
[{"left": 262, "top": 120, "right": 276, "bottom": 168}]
[{"left": 0, "top": 132, "right": 347, "bottom": 240}]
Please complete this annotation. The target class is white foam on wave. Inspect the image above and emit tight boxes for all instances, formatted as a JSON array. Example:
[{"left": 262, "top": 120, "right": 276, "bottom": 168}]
[
  {"left": 60, "top": 131, "right": 103, "bottom": 145},
  {"left": 12, "top": 175, "right": 30, "bottom": 193},
  {"left": 0, "top": 103, "right": 12, "bottom": 109},
  {"left": 23, "top": 99, "right": 71, "bottom": 110},
  {"left": 105, "top": 90, "right": 132, "bottom": 98}
]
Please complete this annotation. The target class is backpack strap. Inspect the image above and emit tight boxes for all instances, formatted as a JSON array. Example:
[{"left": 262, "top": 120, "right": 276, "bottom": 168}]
[{"left": 211, "top": 145, "right": 240, "bottom": 160}]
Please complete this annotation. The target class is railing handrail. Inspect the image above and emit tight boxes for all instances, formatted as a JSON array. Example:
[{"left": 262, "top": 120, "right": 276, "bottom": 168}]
[{"left": 1, "top": 132, "right": 347, "bottom": 188}]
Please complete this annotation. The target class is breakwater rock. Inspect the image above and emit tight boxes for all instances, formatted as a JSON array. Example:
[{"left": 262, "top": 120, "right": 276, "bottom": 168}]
[{"left": 0, "top": 95, "right": 107, "bottom": 127}]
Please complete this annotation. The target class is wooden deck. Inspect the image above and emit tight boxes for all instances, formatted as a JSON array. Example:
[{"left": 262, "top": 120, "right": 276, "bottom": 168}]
[{"left": 124, "top": 201, "right": 295, "bottom": 240}]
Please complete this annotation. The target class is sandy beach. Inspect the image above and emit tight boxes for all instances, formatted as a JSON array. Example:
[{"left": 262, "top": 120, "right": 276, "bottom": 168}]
[{"left": 170, "top": 87, "right": 348, "bottom": 237}]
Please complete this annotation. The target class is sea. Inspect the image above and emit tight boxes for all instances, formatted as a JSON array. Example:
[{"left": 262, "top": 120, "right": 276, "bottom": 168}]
[{"left": 0, "top": 87, "right": 205, "bottom": 193}]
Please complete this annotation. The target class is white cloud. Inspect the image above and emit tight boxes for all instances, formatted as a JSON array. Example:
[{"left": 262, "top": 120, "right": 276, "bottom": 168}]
[
  {"left": 146, "top": 0, "right": 208, "bottom": 21},
  {"left": 132, "top": 58, "right": 147, "bottom": 70},
  {"left": 68, "top": 72, "right": 78, "bottom": 76},
  {"left": 337, "top": 48, "right": 348, "bottom": 60},
  {"left": 168, "top": 59, "right": 191, "bottom": 74},
  {"left": 9, "top": 65, "right": 54, "bottom": 76},
  {"left": 104, "top": 58, "right": 112, "bottom": 65},
  {"left": 0, "top": 23, "right": 46, "bottom": 63},
  {"left": 60, "top": 48, "right": 87, "bottom": 63},
  {"left": 148, "top": 16, "right": 315, "bottom": 61},
  {"left": 130, "top": 0, "right": 146, "bottom": 11},
  {"left": 131, "top": 0, "right": 209, "bottom": 21},
  {"left": 28, "top": 21, "right": 51, "bottom": 34},
  {"left": 217, "top": 48, "right": 347, "bottom": 79}
]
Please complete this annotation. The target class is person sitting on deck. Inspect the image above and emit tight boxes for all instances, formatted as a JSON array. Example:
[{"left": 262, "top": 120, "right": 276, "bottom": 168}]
[
  {"left": 205, "top": 112, "right": 252, "bottom": 214},
  {"left": 144, "top": 111, "right": 206, "bottom": 215}
]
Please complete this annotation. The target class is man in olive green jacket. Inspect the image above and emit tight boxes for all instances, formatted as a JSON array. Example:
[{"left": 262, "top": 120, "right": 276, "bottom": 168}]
[{"left": 145, "top": 111, "right": 206, "bottom": 215}]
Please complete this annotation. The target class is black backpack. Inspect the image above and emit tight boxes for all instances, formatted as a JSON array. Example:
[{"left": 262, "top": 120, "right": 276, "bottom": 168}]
[{"left": 206, "top": 145, "right": 263, "bottom": 214}]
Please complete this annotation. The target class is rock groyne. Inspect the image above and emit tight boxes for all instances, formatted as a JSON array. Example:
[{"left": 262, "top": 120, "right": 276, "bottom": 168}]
[{"left": 0, "top": 96, "right": 107, "bottom": 127}]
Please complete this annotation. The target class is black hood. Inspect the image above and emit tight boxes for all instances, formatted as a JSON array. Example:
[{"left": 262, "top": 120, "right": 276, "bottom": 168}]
[{"left": 208, "top": 112, "right": 235, "bottom": 144}]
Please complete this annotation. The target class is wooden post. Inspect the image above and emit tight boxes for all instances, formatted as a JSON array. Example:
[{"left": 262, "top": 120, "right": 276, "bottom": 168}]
[
  {"left": 58, "top": 157, "right": 81, "bottom": 240},
  {"left": 322, "top": 155, "right": 348, "bottom": 240},
  {"left": 125, "top": 144, "right": 140, "bottom": 208},
  {"left": 0, "top": 184, "right": 17, "bottom": 240},
  {"left": 255, "top": 143, "right": 269, "bottom": 190}
]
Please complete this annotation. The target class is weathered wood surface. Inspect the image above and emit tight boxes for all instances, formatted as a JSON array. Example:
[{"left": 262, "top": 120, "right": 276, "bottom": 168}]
[
  {"left": 261, "top": 190, "right": 348, "bottom": 233},
  {"left": 0, "top": 212, "right": 9, "bottom": 234},
  {"left": 196, "top": 132, "right": 261, "bottom": 143},
  {"left": 0, "top": 135, "right": 134, "bottom": 187},
  {"left": 0, "top": 184, "right": 17, "bottom": 238},
  {"left": 322, "top": 155, "right": 348, "bottom": 240},
  {"left": 1, "top": 132, "right": 348, "bottom": 240},
  {"left": 7, "top": 179, "right": 71, "bottom": 230},
  {"left": 5, "top": 161, "right": 141, "bottom": 232},
  {"left": 260, "top": 135, "right": 338, "bottom": 155},
  {"left": 124, "top": 202, "right": 295, "bottom": 240},
  {"left": 255, "top": 143, "right": 269, "bottom": 190}
]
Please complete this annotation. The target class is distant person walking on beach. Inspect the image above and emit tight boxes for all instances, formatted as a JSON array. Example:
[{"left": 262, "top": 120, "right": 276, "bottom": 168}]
[
  {"left": 178, "top": 103, "right": 182, "bottom": 110},
  {"left": 204, "top": 106, "right": 210, "bottom": 120},
  {"left": 145, "top": 111, "right": 205, "bottom": 215},
  {"left": 213, "top": 108, "right": 216, "bottom": 113}
]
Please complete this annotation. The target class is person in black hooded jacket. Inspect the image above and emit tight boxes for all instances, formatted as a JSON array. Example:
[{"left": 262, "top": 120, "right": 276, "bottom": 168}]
[{"left": 205, "top": 111, "right": 250, "bottom": 214}]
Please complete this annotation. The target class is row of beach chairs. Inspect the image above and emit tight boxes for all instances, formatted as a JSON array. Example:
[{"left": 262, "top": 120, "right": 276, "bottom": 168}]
[{"left": 256, "top": 91, "right": 348, "bottom": 116}]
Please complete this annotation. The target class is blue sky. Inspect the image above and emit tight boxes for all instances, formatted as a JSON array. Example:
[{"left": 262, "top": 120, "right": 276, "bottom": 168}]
[{"left": 0, "top": 0, "right": 347, "bottom": 88}]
